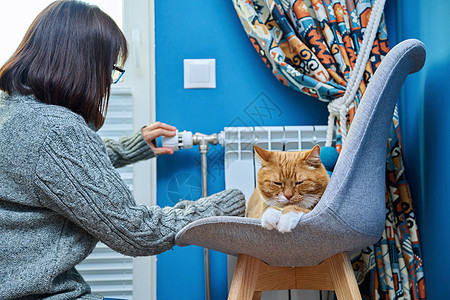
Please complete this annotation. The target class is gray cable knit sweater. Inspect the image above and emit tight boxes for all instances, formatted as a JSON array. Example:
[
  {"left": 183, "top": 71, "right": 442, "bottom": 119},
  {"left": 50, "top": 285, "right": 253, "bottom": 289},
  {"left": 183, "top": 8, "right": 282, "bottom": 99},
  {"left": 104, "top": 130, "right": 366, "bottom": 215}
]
[{"left": 0, "top": 92, "right": 245, "bottom": 299}]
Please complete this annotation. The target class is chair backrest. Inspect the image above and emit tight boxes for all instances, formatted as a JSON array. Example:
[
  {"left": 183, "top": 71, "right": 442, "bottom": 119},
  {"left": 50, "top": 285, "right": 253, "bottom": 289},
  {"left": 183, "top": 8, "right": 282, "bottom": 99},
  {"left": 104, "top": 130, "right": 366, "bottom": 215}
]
[{"left": 313, "top": 39, "right": 426, "bottom": 238}]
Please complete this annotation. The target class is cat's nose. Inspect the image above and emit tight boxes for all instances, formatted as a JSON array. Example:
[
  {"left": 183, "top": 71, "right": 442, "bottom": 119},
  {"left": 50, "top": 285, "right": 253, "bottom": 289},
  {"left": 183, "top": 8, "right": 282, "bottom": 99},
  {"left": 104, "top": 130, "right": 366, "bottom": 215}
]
[{"left": 284, "top": 193, "right": 293, "bottom": 200}]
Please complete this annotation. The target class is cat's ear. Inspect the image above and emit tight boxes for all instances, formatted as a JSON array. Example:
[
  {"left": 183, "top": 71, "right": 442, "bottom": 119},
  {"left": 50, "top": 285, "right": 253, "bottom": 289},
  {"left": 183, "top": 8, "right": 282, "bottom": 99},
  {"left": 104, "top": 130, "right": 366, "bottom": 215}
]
[
  {"left": 254, "top": 145, "right": 271, "bottom": 162},
  {"left": 306, "top": 145, "right": 321, "bottom": 168}
]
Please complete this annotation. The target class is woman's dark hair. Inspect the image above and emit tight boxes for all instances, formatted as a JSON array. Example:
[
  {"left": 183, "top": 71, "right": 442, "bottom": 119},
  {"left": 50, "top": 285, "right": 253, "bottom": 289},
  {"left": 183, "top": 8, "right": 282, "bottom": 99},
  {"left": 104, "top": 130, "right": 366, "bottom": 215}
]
[{"left": 0, "top": 0, "right": 128, "bottom": 128}]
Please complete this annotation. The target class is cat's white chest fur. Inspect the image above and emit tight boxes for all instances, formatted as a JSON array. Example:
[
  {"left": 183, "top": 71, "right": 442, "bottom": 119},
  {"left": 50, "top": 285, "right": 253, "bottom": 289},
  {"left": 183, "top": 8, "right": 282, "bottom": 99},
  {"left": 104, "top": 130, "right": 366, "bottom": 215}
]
[{"left": 261, "top": 207, "right": 305, "bottom": 233}]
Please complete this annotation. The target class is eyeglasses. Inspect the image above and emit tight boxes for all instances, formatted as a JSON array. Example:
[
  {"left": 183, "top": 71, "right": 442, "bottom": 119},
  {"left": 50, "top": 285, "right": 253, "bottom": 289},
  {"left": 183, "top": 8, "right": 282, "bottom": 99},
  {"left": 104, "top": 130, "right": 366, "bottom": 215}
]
[{"left": 112, "top": 65, "right": 125, "bottom": 84}]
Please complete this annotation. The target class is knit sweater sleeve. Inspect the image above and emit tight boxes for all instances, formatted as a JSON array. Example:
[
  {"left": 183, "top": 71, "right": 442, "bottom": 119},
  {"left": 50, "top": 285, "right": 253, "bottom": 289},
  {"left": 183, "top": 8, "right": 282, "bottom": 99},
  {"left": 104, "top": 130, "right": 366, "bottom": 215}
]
[
  {"left": 103, "top": 130, "right": 156, "bottom": 168},
  {"left": 34, "top": 124, "right": 246, "bottom": 256}
]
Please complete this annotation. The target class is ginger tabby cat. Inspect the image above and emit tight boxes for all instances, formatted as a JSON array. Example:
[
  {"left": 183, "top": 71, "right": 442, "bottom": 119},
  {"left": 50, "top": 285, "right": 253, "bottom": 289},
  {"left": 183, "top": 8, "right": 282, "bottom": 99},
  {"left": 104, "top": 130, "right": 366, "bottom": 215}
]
[{"left": 246, "top": 145, "right": 330, "bottom": 233}]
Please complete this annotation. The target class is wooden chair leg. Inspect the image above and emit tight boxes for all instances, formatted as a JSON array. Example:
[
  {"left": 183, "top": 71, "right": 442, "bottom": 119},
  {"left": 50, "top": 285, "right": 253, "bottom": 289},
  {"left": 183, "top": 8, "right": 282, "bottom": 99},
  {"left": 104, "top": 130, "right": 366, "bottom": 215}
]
[
  {"left": 228, "top": 252, "right": 361, "bottom": 299},
  {"left": 326, "top": 252, "right": 361, "bottom": 300},
  {"left": 228, "top": 254, "right": 261, "bottom": 300},
  {"left": 252, "top": 291, "right": 262, "bottom": 300}
]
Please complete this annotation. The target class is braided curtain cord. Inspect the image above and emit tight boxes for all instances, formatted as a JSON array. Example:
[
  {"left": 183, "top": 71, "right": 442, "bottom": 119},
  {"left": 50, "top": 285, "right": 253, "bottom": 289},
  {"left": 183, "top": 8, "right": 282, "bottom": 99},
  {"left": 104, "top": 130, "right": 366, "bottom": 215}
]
[{"left": 325, "top": 0, "right": 387, "bottom": 147}]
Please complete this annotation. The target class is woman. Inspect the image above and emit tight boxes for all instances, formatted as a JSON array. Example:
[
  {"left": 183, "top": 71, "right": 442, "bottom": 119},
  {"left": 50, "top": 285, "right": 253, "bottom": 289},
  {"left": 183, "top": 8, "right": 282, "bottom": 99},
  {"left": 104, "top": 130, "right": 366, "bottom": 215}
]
[{"left": 0, "top": 1, "right": 245, "bottom": 299}]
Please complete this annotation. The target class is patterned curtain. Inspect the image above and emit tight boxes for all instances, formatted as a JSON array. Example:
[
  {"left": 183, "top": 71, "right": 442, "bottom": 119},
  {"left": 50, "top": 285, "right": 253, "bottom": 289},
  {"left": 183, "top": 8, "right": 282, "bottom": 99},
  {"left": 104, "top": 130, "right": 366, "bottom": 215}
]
[{"left": 231, "top": 0, "right": 426, "bottom": 299}]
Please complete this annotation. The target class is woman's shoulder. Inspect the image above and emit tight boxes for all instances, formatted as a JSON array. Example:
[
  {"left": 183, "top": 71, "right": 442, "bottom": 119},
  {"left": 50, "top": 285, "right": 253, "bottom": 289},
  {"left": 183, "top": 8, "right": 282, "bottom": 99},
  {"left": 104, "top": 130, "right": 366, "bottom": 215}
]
[
  {"left": 17, "top": 93, "right": 89, "bottom": 129},
  {"left": 3, "top": 91, "right": 85, "bottom": 124},
  {"left": 2, "top": 91, "right": 99, "bottom": 146}
]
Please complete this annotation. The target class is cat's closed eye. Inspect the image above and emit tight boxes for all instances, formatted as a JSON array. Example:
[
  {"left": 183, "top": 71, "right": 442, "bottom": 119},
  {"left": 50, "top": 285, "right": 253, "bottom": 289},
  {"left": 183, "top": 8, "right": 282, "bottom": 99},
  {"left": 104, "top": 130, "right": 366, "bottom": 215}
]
[
  {"left": 273, "top": 182, "right": 282, "bottom": 186},
  {"left": 295, "top": 181, "right": 304, "bottom": 185}
]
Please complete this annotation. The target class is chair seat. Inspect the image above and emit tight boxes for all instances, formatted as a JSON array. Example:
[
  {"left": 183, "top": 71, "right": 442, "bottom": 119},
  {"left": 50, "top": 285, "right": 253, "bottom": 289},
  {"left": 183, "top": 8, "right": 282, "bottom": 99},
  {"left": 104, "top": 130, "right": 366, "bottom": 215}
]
[{"left": 175, "top": 212, "right": 379, "bottom": 267}]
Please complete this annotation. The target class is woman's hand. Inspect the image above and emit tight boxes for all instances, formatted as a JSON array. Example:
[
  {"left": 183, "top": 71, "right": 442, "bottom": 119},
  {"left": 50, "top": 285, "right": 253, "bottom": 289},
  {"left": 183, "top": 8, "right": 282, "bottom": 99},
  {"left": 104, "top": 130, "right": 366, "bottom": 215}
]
[{"left": 142, "top": 122, "right": 177, "bottom": 155}]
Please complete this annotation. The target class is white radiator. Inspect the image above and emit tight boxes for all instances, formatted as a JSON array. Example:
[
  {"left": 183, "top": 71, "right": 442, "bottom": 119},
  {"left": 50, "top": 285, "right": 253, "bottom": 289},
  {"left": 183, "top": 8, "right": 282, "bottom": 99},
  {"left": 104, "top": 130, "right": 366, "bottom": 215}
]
[{"left": 224, "top": 125, "right": 328, "bottom": 201}]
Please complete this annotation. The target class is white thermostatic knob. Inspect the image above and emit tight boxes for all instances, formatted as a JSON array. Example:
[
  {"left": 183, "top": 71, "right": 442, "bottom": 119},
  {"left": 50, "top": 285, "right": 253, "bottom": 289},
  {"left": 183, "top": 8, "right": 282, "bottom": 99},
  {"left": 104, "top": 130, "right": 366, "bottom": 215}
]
[
  {"left": 180, "top": 130, "right": 193, "bottom": 149},
  {"left": 162, "top": 130, "right": 180, "bottom": 151},
  {"left": 162, "top": 130, "right": 194, "bottom": 151}
]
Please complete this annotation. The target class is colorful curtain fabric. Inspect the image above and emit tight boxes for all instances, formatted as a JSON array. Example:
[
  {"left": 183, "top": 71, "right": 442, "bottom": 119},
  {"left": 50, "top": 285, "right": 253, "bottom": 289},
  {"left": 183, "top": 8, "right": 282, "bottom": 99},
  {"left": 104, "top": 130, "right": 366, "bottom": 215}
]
[{"left": 231, "top": 0, "right": 426, "bottom": 299}]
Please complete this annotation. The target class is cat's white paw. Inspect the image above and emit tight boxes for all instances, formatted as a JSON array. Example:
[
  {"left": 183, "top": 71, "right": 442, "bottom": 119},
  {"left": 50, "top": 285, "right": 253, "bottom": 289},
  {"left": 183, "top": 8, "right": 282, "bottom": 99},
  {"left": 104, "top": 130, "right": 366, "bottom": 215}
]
[
  {"left": 277, "top": 211, "right": 304, "bottom": 233},
  {"left": 261, "top": 207, "right": 282, "bottom": 230}
]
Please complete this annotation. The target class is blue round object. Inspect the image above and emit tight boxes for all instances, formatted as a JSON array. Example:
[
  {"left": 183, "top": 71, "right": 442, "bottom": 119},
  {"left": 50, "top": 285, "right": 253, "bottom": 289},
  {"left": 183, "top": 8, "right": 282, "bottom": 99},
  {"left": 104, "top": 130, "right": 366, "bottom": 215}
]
[{"left": 320, "top": 146, "right": 339, "bottom": 172}]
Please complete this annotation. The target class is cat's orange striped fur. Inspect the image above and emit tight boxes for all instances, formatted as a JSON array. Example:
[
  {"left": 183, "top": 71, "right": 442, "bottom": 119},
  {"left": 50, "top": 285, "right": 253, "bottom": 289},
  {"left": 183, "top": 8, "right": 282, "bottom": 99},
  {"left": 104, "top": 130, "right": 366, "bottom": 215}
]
[{"left": 246, "top": 145, "right": 330, "bottom": 232}]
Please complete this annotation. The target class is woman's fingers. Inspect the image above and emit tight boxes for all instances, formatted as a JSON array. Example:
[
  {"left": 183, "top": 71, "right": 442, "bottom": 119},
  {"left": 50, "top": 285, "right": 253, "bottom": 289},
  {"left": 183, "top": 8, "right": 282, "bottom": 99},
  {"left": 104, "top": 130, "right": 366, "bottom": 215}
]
[{"left": 142, "top": 122, "right": 177, "bottom": 155}]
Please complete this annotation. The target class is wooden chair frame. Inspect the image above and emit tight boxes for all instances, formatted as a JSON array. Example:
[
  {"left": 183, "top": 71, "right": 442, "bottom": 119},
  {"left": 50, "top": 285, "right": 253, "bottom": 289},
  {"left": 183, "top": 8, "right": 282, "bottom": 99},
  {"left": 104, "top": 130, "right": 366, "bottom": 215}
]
[{"left": 228, "top": 252, "right": 361, "bottom": 300}]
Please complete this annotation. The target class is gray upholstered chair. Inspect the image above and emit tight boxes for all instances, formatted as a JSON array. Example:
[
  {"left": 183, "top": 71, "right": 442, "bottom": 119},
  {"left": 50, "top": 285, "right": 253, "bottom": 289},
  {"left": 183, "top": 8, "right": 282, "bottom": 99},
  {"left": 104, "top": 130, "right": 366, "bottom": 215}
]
[{"left": 175, "top": 39, "right": 426, "bottom": 299}]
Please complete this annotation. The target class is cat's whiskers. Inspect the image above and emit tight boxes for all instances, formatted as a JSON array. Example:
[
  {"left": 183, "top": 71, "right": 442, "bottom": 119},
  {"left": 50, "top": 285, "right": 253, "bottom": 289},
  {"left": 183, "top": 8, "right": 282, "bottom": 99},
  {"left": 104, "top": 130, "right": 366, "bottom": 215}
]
[
  {"left": 261, "top": 195, "right": 284, "bottom": 208},
  {"left": 298, "top": 194, "right": 321, "bottom": 209}
]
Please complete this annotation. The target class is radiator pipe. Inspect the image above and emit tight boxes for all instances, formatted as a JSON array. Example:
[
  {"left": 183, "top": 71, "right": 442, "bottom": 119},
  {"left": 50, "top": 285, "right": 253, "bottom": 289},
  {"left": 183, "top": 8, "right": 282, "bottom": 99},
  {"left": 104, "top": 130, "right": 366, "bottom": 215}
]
[
  {"left": 162, "top": 131, "right": 221, "bottom": 300},
  {"left": 192, "top": 132, "right": 219, "bottom": 300}
]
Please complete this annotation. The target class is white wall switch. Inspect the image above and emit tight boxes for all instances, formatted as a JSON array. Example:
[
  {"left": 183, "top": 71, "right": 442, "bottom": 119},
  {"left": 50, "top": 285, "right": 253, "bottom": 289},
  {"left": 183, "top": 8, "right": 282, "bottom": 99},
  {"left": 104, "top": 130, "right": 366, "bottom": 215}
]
[{"left": 184, "top": 59, "right": 216, "bottom": 89}]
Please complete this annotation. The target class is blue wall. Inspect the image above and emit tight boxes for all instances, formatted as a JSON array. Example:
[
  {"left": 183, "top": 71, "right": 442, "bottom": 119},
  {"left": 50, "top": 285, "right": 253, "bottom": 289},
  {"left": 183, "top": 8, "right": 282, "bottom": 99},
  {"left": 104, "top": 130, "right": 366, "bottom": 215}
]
[
  {"left": 155, "top": 0, "right": 450, "bottom": 299},
  {"left": 394, "top": 0, "right": 450, "bottom": 297},
  {"left": 154, "top": 1, "right": 328, "bottom": 299}
]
